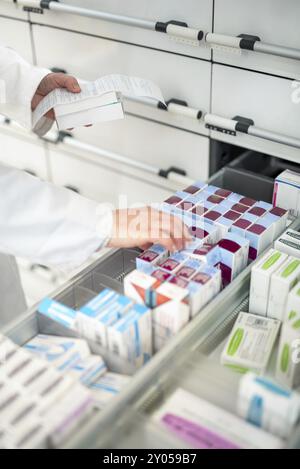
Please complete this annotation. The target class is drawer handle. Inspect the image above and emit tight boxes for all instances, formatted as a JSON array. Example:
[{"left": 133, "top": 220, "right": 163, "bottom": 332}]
[
  {"left": 205, "top": 114, "right": 300, "bottom": 150},
  {"left": 49, "top": 131, "right": 195, "bottom": 186},
  {"left": 205, "top": 33, "right": 300, "bottom": 61},
  {"left": 16, "top": 1, "right": 204, "bottom": 42}
]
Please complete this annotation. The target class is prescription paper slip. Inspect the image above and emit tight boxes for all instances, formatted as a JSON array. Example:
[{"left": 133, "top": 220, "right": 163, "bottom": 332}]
[{"left": 33, "top": 74, "right": 165, "bottom": 129}]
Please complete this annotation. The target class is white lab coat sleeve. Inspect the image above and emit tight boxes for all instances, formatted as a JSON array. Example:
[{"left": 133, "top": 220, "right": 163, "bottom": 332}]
[
  {"left": 0, "top": 44, "right": 52, "bottom": 134},
  {"left": 0, "top": 164, "right": 113, "bottom": 270}
]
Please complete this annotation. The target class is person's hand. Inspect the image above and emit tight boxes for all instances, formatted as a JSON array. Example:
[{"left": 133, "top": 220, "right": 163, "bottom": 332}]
[
  {"left": 31, "top": 72, "right": 81, "bottom": 119},
  {"left": 107, "top": 207, "right": 193, "bottom": 252}
]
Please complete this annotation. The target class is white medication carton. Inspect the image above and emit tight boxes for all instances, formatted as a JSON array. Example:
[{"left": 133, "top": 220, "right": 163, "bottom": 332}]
[
  {"left": 69, "top": 355, "right": 107, "bottom": 386},
  {"left": 267, "top": 207, "right": 288, "bottom": 239},
  {"left": 248, "top": 203, "right": 271, "bottom": 218},
  {"left": 24, "top": 335, "right": 91, "bottom": 373},
  {"left": 176, "top": 258, "right": 204, "bottom": 280},
  {"left": 55, "top": 91, "right": 124, "bottom": 130},
  {"left": 188, "top": 265, "right": 222, "bottom": 316},
  {"left": 275, "top": 229, "right": 300, "bottom": 258},
  {"left": 38, "top": 298, "right": 77, "bottom": 330},
  {"left": 268, "top": 257, "right": 300, "bottom": 321},
  {"left": 285, "top": 282, "right": 300, "bottom": 322},
  {"left": 76, "top": 291, "right": 133, "bottom": 347},
  {"left": 245, "top": 215, "right": 275, "bottom": 262},
  {"left": 214, "top": 210, "right": 242, "bottom": 238},
  {"left": 249, "top": 249, "right": 288, "bottom": 317},
  {"left": 231, "top": 213, "right": 259, "bottom": 238},
  {"left": 187, "top": 243, "right": 221, "bottom": 266},
  {"left": 89, "top": 372, "right": 131, "bottom": 409},
  {"left": 136, "top": 244, "right": 168, "bottom": 273},
  {"left": 124, "top": 269, "right": 161, "bottom": 307},
  {"left": 152, "top": 282, "right": 190, "bottom": 352},
  {"left": 153, "top": 388, "right": 282, "bottom": 449},
  {"left": 181, "top": 181, "right": 207, "bottom": 196},
  {"left": 108, "top": 304, "right": 152, "bottom": 369},
  {"left": 221, "top": 312, "right": 280, "bottom": 374},
  {"left": 217, "top": 233, "right": 249, "bottom": 286},
  {"left": 227, "top": 194, "right": 257, "bottom": 208},
  {"left": 238, "top": 372, "right": 300, "bottom": 439},
  {"left": 44, "top": 384, "right": 94, "bottom": 447},
  {"left": 276, "top": 318, "right": 300, "bottom": 389},
  {"left": 158, "top": 252, "right": 189, "bottom": 275},
  {"left": 273, "top": 169, "right": 300, "bottom": 218}
]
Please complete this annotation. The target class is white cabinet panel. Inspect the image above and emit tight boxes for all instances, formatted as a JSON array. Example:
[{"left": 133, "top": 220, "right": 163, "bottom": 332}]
[
  {"left": 29, "top": 0, "right": 213, "bottom": 60},
  {"left": 49, "top": 148, "right": 174, "bottom": 207},
  {"left": 214, "top": 0, "right": 300, "bottom": 80},
  {"left": 0, "top": 0, "right": 29, "bottom": 20},
  {"left": 211, "top": 65, "right": 300, "bottom": 162},
  {"left": 0, "top": 15, "right": 33, "bottom": 62},
  {"left": 0, "top": 127, "right": 49, "bottom": 179},
  {"left": 33, "top": 25, "right": 211, "bottom": 134},
  {"left": 71, "top": 115, "right": 209, "bottom": 182}
]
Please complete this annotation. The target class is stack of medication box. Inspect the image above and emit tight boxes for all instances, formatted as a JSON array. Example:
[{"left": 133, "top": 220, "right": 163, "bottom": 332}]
[
  {"left": 125, "top": 254, "right": 221, "bottom": 351},
  {"left": 89, "top": 372, "right": 131, "bottom": 409},
  {"left": 250, "top": 247, "right": 300, "bottom": 321},
  {"left": 0, "top": 334, "right": 94, "bottom": 449},
  {"left": 38, "top": 288, "right": 152, "bottom": 370},
  {"left": 161, "top": 180, "right": 287, "bottom": 280}
]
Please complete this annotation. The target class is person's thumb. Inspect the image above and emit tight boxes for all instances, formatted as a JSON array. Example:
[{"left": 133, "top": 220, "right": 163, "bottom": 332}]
[{"left": 63, "top": 75, "right": 81, "bottom": 93}]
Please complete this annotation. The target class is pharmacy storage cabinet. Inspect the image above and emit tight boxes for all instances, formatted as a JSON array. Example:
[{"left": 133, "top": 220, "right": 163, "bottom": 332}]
[
  {"left": 213, "top": 0, "right": 300, "bottom": 80},
  {"left": 0, "top": 125, "right": 49, "bottom": 180},
  {"left": 32, "top": 25, "right": 211, "bottom": 135},
  {"left": 27, "top": 0, "right": 213, "bottom": 60},
  {"left": 48, "top": 146, "right": 174, "bottom": 206},
  {"left": 0, "top": 0, "right": 29, "bottom": 21},
  {"left": 0, "top": 15, "right": 33, "bottom": 63},
  {"left": 210, "top": 64, "right": 300, "bottom": 163}
]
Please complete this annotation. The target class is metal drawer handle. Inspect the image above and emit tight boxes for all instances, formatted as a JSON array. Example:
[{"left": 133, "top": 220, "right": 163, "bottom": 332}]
[
  {"left": 205, "top": 33, "right": 300, "bottom": 61},
  {"left": 16, "top": 0, "right": 204, "bottom": 42},
  {"left": 205, "top": 114, "right": 300, "bottom": 150},
  {"left": 51, "top": 131, "right": 195, "bottom": 186}
]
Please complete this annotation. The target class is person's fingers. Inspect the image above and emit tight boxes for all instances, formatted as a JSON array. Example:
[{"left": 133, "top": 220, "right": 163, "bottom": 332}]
[{"left": 60, "top": 75, "right": 81, "bottom": 93}]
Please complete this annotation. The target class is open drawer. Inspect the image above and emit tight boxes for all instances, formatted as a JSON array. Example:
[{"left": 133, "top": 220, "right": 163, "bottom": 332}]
[{"left": 3, "top": 173, "right": 299, "bottom": 448}]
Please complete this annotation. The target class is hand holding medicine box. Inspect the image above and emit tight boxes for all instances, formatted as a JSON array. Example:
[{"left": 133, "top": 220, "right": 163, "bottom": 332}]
[
  {"left": 55, "top": 91, "right": 124, "bottom": 130},
  {"left": 221, "top": 312, "right": 280, "bottom": 374},
  {"left": 249, "top": 249, "right": 288, "bottom": 317},
  {"left": 267, "top": 257, "right": 300, "bottom": 321}
]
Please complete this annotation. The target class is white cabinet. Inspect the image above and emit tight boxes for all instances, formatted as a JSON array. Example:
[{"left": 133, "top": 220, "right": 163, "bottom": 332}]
[
  {"left": 0, "top": 126, "right": 49, "bottom": 179},
  {"left": 0, "top": 0, "right": 29, "bottom": 21},
  {"left": 0, "top": 15, "right": 33, "bottom": 63},
  {"left": 213, "top": 0, "right": 300, "bottom": 80},
  {"left": 71, "top": 114, "right": 210, "bottom": 182},
  {"left": 48, "top": 147, "right": 174, "bottom": 207},
  {"left": 211, "top": 64, "right": 300, "bottom": 163},
  {"left": 32, "top": 25, "right": 211, "bottom": 134},
  {"left": 29, "top": 0, "right": 213, "bottom": 60}
]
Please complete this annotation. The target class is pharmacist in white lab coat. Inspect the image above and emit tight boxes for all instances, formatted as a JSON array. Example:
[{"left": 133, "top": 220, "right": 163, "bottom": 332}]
[{"left": 0, "top": 45, "right": 191, "bottom": 328}]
